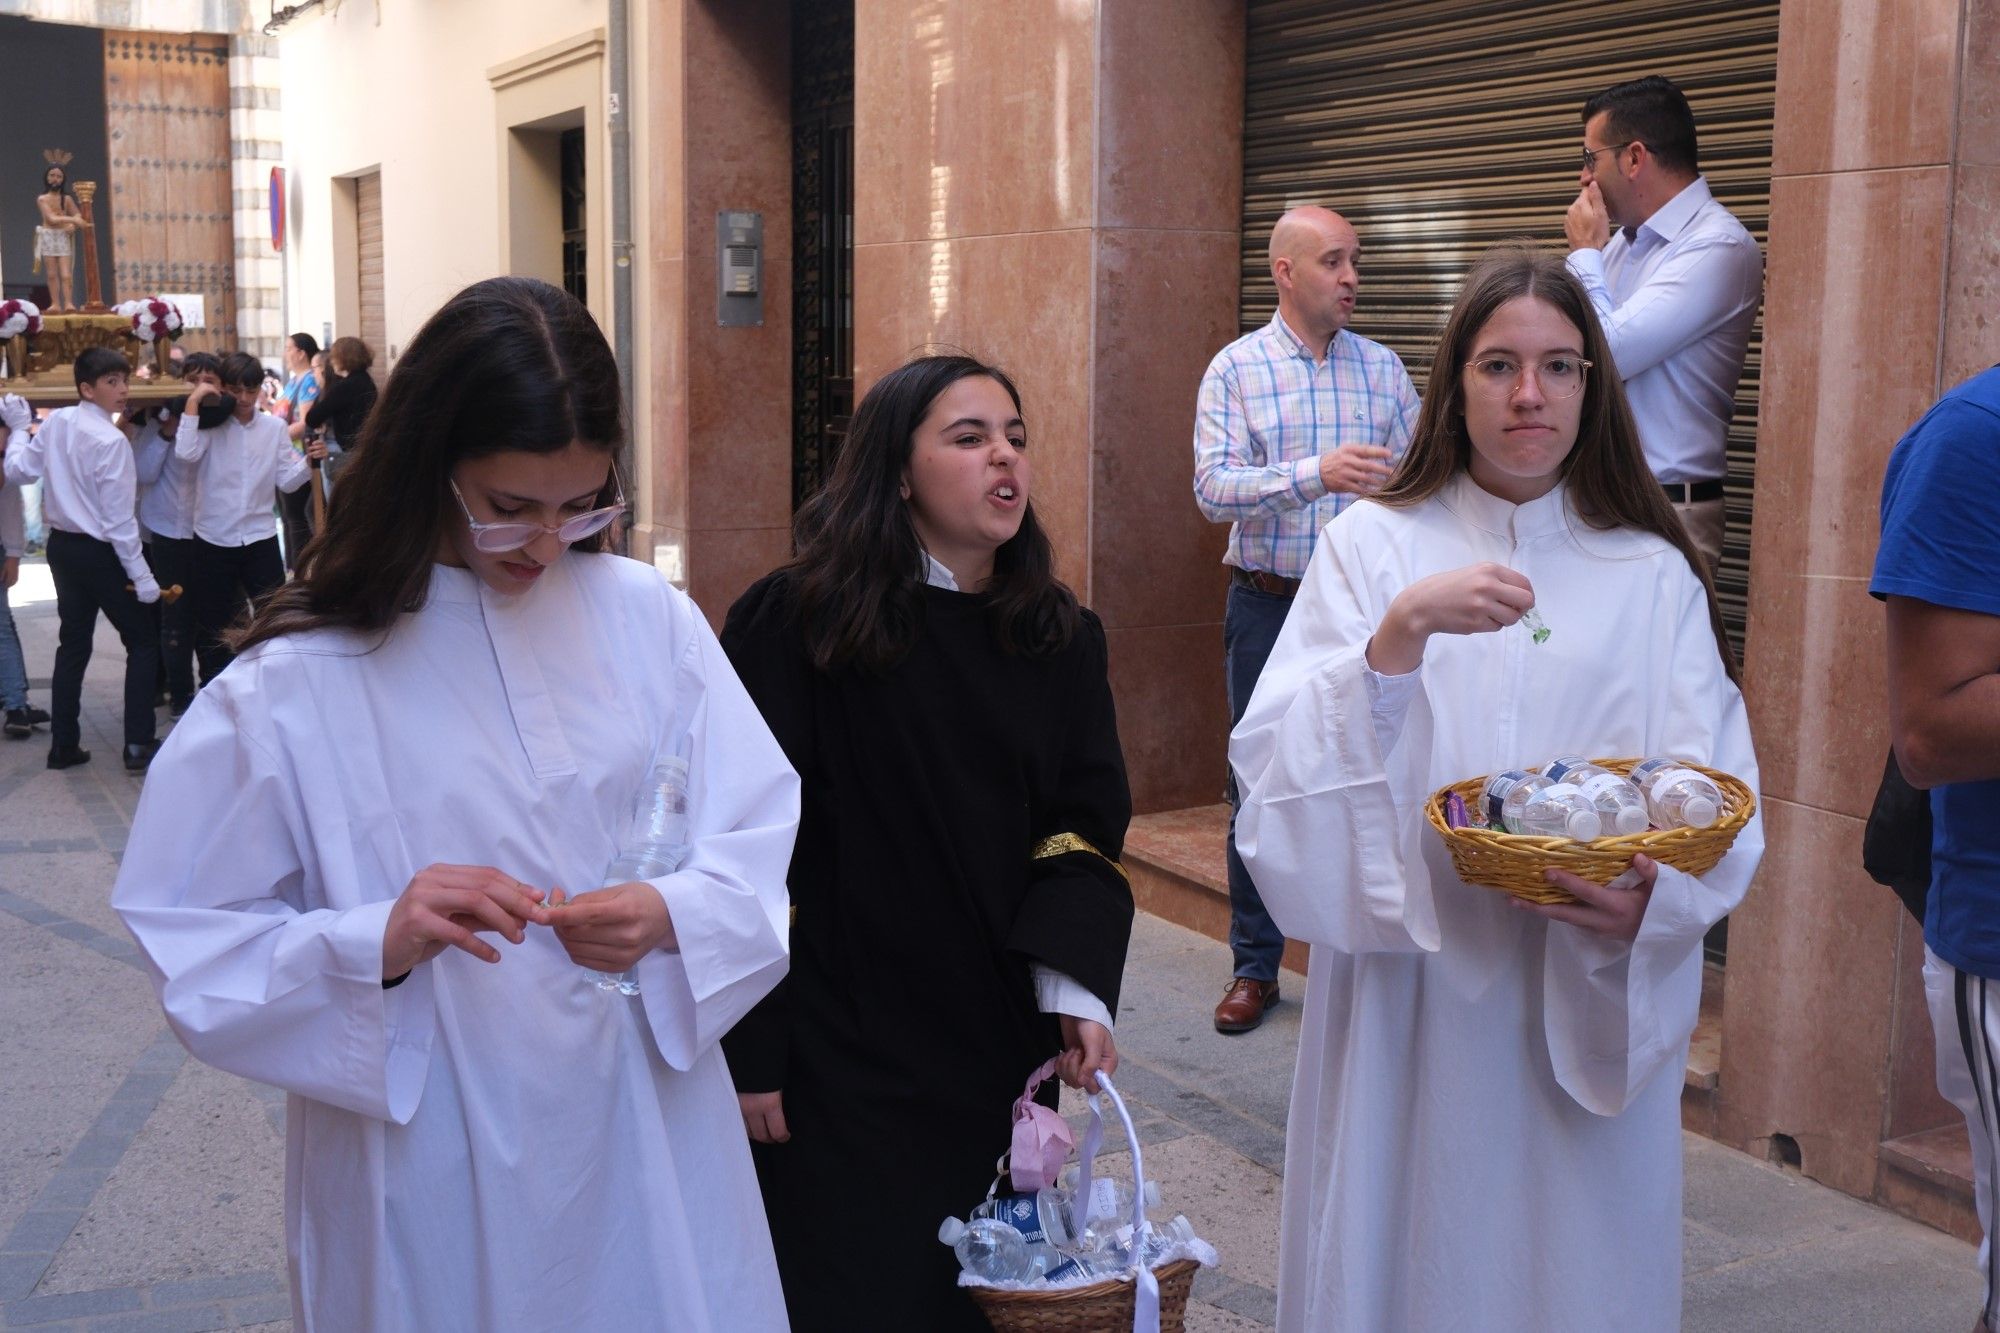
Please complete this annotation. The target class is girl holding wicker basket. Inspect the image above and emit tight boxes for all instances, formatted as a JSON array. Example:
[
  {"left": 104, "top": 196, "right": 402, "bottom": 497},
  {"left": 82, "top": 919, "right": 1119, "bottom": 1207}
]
[{"left": 1230, "top": 245, "right": 1762, "bottom": 1333}]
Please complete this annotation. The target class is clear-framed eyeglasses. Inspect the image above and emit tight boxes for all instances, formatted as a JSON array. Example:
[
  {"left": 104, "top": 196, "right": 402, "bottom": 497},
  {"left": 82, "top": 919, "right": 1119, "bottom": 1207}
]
[
  {"left": 1465, "top": 356, "right": 1593, "bottom": 400},
  {"left": 450, "top": 477, "right": 627, "bottom": 553}
]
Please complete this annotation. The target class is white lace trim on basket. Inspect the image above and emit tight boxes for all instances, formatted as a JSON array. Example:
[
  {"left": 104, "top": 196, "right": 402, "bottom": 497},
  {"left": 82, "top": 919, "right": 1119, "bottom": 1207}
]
[{"left": 955, "top": 1237, "right": 1219, "bottom": 1291}]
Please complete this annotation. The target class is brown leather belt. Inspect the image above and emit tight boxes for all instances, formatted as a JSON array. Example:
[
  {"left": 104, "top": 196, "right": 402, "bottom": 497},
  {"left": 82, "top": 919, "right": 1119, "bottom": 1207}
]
[
  {"left": 1229, "top": 566, "right": 1302, "bottom": 598},
  {"left": 1661, "top": 480, "right": 1724, "bottom": 503}
]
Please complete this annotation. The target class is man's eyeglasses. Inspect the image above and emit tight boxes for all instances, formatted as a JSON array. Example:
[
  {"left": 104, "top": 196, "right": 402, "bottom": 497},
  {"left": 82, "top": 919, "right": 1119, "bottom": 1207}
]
[
  {"left": 450, "top": 478, "right": 627, "bottom": 553},
  {"left": 1579, "top": 141, "right": 1636, "bottom": 173},
  {"left": 1465, "top": 356, "right": 1593, "bottom": 400}
]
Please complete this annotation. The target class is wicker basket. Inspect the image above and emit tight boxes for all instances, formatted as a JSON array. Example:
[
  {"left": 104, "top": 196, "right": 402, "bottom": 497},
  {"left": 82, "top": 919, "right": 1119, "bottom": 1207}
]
[
  {"left": 967, "top": 1069, "right": 1207, "bottom": 1332},
  {"left": 970, "top": 1257, "right": 1200, "bottom": 1332},
  {"left": 1426, "top": 758, "right": 1755, "bottom": 905}
]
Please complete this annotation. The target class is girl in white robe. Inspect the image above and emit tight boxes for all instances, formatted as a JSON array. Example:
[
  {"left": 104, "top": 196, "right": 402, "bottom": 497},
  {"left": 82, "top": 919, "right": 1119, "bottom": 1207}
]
[
  {"left": 112, "top": 277, "right": 799, "bottom": 1332},
  {"left": 1232, "top": 247, "right": 1763, "bottom": 1333}
]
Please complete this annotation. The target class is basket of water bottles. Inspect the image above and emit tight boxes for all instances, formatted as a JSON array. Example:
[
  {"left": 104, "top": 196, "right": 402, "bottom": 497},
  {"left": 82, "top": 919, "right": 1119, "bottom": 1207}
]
[
  {"left": 945, "top": 1061, "right": 1218, "bottom": 1332},
  {"left": 1425, "top": 755, "right": 1756, "bottom": 905}
]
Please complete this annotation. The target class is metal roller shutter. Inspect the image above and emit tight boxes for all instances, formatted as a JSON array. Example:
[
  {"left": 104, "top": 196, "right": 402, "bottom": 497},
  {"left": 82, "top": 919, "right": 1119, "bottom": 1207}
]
[{"left": 1243, "top": 0, "right": 1778, "bottom": 643}]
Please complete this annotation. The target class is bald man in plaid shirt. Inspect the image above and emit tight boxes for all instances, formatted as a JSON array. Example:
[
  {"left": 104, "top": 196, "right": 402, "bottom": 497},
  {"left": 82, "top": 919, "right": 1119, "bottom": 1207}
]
[{"left": 1194, "top": 206, "right": 1420, "bottom": 1034}]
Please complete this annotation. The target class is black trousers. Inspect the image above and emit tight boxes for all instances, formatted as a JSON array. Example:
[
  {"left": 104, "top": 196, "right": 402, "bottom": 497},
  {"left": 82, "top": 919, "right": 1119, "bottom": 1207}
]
[
  {"left": 143, "top": 536, "right": 197, "bottom": 705},
  {"left": 192, "top": 535, "right": 284, "bottom": 685},
  {"left": 278, "top": 485, "right": 314, "bottom": 573},
  {"left": 46, "top": 529, "right": 160, "bottom": 752}
]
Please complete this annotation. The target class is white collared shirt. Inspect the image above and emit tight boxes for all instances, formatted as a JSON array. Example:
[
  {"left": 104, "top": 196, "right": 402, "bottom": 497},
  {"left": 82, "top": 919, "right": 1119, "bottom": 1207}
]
[
  {"left": 1566, "top": 176, "right": 1763, "bottom": 484},
  {"left": 3, "top": 403, "right": 152, "bottom": 584},
  {"left": 916, "top": 549, "right": 1117, "bottom": 1033},
  {"left": 173, "top": 408, "right": 310, "bottom": 546},
  {"left": 134, "top": 418, "right": 198, "bottom": 541}
]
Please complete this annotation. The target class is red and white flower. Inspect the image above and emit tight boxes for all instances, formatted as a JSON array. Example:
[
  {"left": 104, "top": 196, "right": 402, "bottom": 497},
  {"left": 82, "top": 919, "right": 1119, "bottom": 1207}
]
[
  {"left": 0, "top": 298, "right": 42, "bottom": 340},
  {"left": 115, "top": 297, "right": 185, "bottom": 344}
]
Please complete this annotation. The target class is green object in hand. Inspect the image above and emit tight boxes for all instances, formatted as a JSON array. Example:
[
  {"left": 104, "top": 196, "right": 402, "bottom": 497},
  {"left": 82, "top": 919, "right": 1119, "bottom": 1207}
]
[{"left": 1522, "top": 607, "right": 1550, "bottom": 645}]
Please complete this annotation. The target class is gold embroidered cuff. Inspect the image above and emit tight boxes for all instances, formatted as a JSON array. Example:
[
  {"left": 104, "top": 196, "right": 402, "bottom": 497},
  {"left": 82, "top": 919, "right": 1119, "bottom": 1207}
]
[{"left": 1030, "top": 832, "right": 1129, "bottom": 884}]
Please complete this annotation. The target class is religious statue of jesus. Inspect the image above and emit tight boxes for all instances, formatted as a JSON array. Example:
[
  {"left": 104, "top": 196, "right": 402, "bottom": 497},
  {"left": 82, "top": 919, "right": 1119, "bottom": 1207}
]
[{"left": 35, "top": 150, "right": 93, "bottom": 314}]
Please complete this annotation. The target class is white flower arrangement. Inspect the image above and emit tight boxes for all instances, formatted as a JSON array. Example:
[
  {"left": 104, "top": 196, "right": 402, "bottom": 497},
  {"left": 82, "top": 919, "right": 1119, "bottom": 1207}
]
[
  {"left": 0, "top": 298, "right": 43, "bottom": 340},
  {"left": 115, "top": 297, "right": 185, "bottom": 344}
]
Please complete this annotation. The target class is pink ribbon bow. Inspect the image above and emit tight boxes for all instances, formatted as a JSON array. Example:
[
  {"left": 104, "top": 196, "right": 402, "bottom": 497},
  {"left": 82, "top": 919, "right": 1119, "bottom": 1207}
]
[{"left": 1008, "top": 1057, "right": 1075, "bottom": 1192}]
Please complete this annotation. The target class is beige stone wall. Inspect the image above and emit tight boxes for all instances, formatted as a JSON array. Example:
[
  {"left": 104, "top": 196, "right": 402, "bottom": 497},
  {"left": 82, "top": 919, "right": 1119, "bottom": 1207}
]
[
  {"left": 272, "top": 0, "right": 611, "bottom": 365},
  {"left": 0, "top": 0, "right": 250, "bottom": 31}
]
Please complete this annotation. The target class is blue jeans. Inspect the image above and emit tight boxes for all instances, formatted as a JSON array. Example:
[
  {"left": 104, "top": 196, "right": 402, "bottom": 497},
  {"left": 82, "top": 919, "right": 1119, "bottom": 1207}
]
[
  {"left": 1224, "top": 581, "right": 1293, "bottom": 981},
  {"left": 0, "top": 574, "right": 26, "bottom": 710}
]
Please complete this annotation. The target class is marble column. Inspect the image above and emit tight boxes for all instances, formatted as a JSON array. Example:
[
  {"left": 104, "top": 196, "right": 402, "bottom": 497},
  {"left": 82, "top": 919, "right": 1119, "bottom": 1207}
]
[
  {"left": 853, "top": 0, "right": 1244, "bottom": 812},
  {"left": 1719, "top": 0, "right": 2000, "bottom": 1217},
  {"left": 636, "top": 0, "right": 795, "bottom": 619}
]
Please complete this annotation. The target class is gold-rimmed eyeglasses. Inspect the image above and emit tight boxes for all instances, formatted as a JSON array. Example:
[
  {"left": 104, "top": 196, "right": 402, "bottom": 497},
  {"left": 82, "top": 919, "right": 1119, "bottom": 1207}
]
[{"left": 1465, "top": 356, "right": 1594, "bottom": 400}]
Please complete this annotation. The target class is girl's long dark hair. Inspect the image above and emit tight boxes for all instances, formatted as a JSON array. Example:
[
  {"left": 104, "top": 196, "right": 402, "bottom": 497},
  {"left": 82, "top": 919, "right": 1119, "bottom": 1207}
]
[
  {"left": 1375, "top": 245, "right": 1739, "bottom": 682},
  {"left": 786, "top": 354, "right": 1078, "bottom": 672},
  {"left": 231, "top": 276, "right": 623, "bottom": 653}
]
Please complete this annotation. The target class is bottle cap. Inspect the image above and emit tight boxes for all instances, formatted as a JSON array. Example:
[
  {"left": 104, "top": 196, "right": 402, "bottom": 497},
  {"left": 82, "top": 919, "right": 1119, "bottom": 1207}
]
[
  {"left": 1612, "top": 806, "right": 1650, "bottom": 837},
  {"left": 938, "top": 1217, "right": 966, "bottom": 1245},
  {"left": 1682, "top": 795, "right": 1719, "bottom": 829},
  {"left": 1566, "top": 809, "right": 1603, "bottom": 842}
]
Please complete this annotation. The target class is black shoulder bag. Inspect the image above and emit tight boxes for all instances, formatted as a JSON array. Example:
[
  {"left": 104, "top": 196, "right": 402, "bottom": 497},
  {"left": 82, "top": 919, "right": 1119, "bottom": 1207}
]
[{"left": 1863, "top": 749, "right": 1932, "bottom": 925}]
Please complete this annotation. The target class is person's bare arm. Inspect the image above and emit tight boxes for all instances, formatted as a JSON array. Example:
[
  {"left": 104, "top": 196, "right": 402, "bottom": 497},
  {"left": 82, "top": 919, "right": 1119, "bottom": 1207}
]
[{"left": 1885, "top": 594, "right": 2000, "bottom": 788}]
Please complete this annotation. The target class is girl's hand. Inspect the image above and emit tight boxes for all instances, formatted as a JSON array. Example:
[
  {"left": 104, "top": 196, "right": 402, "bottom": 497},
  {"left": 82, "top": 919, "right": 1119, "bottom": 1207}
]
[
  {"left": 1057, "top": 1016, "right": 1118, "bottom": 1094},
  {"left": 739, "top": 1090, "right": 791, "bottom": 1144},
  {"left": 1369, "top": 562, "right": 1536, "bottom": 673},
  {"left": 381, "top": 863, "right": 545, "bottom": 979},
  {"left": 1515, "top": 854, "right": 1660, "bottom": 941},
  {"left": 539, "top": 881, "right": 676, "bottom": 972}
]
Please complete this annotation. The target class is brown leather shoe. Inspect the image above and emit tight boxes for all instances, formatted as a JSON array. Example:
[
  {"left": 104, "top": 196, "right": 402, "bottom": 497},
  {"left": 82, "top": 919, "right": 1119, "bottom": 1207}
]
[{"left": 1213, "top": 977, "right": 1281, "bottom": 1033}]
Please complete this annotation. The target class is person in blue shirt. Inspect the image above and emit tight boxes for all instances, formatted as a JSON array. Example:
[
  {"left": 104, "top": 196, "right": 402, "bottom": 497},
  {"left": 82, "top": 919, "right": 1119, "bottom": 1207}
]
[
  {"left": 276, "top": 332, "right": 322, "bottom": 571},
  {"left": 1874, "top": 363, "right": 2000, "bottom": 1333}
]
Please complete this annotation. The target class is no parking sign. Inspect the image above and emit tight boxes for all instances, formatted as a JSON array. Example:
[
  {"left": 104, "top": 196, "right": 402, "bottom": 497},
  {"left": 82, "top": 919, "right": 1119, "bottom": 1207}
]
[{"left": 269, "top": 167, "right": 285, "bottom": 252}]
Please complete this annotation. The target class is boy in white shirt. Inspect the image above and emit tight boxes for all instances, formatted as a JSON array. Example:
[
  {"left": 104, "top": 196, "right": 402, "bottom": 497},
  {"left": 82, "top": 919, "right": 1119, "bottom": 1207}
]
[
  {"left": 176, "top": 350, "right": 313, "bottom": 684},
  {"left": 1, "top": 349, "right": 162, "bottom": 770}
]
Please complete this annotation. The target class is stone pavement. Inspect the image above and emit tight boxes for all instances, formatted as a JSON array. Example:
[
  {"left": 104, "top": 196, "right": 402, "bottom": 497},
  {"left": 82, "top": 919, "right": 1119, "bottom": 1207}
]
[{"left": 0, "top": 554, "right": 1985, "bottom": 1331}]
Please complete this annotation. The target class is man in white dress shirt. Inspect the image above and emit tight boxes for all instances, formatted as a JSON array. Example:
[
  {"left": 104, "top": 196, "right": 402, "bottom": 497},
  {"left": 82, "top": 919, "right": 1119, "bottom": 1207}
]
[
  {"left": 176, "top": 350, "right": 312, "bottom": 685},
  {"left": 1563, "top": 75, "right": 1763, "bottom": 572},
  {"left": 1, "top": 349, "right": 161, "bottom": 771},
  {"left": 133, "top": 377, "right": 201, "bottom": 715}
]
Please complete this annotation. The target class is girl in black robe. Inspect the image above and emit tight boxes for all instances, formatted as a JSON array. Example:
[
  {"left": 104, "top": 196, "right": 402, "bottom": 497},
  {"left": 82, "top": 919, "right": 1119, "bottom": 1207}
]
[{"left": 720, "top": 355, "right": 1134, "bottom": 1330}]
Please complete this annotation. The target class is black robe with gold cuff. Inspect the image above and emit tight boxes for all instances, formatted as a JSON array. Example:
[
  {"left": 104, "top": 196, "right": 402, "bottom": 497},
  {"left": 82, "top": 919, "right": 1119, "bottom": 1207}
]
[{"left": 720, "top": 572, "right": 1134, "bottom": 1332}]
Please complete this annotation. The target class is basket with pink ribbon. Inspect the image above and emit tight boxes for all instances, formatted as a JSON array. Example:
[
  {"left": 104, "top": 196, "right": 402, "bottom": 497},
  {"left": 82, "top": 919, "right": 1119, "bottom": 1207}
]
[{"left": 942, "top": 1059, "right": 1218, "bottom": 1332}]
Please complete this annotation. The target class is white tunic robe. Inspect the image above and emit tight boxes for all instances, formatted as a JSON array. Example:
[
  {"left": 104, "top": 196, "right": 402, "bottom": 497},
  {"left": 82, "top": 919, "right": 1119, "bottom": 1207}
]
[
  {"left": 1232, "top": 474, "right": 1763, "bottom": 1333},
  {"left": 113, "top": 555, "right": 798, "bottom": 1332}
]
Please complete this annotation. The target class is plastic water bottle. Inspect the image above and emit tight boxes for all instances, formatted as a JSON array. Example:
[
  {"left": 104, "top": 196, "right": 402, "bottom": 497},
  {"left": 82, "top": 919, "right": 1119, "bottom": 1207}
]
[
  {"left": 595, "top": 750, "right": 692, "bottom": 995},
  {"left": 1482, "top": 769, "right": 1603, "bottom": 841},
  {"left": 1070, "top": 1175, "right": 1162, "bottom": 1261},
  {"left": 1542, "top": 757, "right": 1651, "bottom": 837},
  {"left": 976, "top": 1187, "right": 1078, "bottom": 1250},
  {"left": 1140, "top": 1215, "right": 1199, "bottom": 1267},
  {"left": 1628, "top": 757, "right": 1722, "bottom": 829},
  {"left": 938, "top": 1216, "right": 1032, "bottom": 1282}
]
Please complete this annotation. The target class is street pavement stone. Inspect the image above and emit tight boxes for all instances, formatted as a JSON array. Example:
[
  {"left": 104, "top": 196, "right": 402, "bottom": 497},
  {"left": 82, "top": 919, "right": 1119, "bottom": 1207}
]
[{"left": 0, "top": 555, "right": 1987, "bottom": 1330}]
